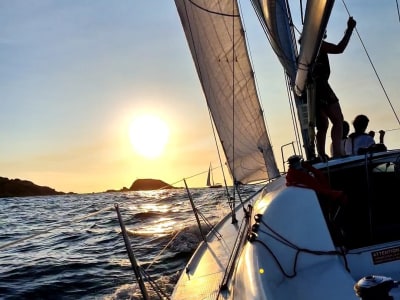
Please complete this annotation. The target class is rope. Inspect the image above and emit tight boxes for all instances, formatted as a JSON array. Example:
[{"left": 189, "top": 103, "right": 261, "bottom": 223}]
[
  {"left": 341, "top": 0, "right": 400, "bottom": 126},
  {"left": 185, "top": 0, "right": 239, "bottom": 17},
  {"left": 231, "top": 2, "right": 237, "bottom": 208},
  {"left": 285, "top": 73, "right": 304, "bottom": 157},
  {"left": 196, "top": 208, "right": 223, "bottom": 239},
  {"left": 140, "top": 268, "right": 170, "bottom": 300},
  {"left": 397, "top": 0, "right": 400, "bottom": 22},
  {"left": 208, "top": 109, "right": 232, "bottom": 201},
  {"left": 254, "top": 217, "right": 344, "bottom": 279},
  {"left": 145, "top": 230, "right": 182, "bottom": 272}
]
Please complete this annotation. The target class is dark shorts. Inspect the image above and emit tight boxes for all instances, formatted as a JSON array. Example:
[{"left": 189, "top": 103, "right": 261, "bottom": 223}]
[{"left": 316, "top": 80, "right": 339, "bottom": 107}]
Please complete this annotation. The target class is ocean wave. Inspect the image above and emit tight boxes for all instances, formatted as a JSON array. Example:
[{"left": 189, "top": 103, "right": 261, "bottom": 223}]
[{"left": 0, "top": 189, "right": 235, "bottom": 299}]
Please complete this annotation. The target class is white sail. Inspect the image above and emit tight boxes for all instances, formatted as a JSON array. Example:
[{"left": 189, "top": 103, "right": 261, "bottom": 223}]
[
  {"left": 175, "top": 0, "right": 279, "bottom": 184},
  {"left": 251, "top": 0, "right": 298, "bottom": 84},
  {"left": 294, "top": 0, "right": 335, "bottom": 96}
]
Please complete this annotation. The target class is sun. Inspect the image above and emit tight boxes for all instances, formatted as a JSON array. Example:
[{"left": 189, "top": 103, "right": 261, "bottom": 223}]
[{"left": 129, "top": 115, "right": 170, "bottom": 159}]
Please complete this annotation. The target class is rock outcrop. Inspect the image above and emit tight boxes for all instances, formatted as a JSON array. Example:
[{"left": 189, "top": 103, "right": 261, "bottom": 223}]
[
  {"left": 0, "top": 177, "right": 65, "bottom": 198},
  {"left": 0, "top": 176, "right": 175, "bottom": 197},
  {"left": 129, "top": 179, "right": 174, "bottom": 191}
]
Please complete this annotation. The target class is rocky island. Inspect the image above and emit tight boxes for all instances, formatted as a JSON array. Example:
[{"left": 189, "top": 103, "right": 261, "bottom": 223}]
[
  {"left": 0, "top": 177, "right": 66, "bottom": 198},
  {"left": 107, "top": 178, "right": 175, "bottom": 192},
  {"left": 129, "top": 178, "right": 174, "bottom": 191},
  {"left": 0, "top": 177, "right": 175, "bottom": 198}
]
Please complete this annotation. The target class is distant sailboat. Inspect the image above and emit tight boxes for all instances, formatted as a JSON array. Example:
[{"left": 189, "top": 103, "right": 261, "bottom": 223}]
[{"left": 206, "top": 163, "right": 222, "bottom": 188}]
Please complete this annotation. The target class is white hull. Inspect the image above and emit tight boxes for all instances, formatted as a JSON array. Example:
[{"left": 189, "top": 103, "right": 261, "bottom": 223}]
[
  {"left": 171, "top": 0, "right": 400, "bottom": 298},
  {"left": 171, "top": 195, "right": 249, "bottom": 299},
  {"left": 172, "top": 152, "right": 400, "bottom": 299}
]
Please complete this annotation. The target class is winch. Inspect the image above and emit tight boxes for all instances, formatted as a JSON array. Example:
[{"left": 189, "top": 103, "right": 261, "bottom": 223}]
[{"left": 354, "top": 275, "right": 398, "bottom": 300}]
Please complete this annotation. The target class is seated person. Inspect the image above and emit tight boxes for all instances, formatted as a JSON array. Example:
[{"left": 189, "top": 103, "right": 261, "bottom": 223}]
[
  {"left": 345, "top": 114, "right": 386, "bottom": 155},
  {"left": 330, "top": 120, "right": 350, "bottom": 157}
]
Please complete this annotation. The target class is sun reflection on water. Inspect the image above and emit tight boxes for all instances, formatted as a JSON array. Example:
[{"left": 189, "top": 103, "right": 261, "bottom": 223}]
[
  {"left": 133, "top": 217, "right": 179, "bottom": 237},
  {"left": 128, "top": 203, "right": 170, "bottom": 213}
]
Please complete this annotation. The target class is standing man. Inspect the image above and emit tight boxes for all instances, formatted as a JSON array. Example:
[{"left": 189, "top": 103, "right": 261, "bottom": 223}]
[{"left": 313, "top": 17, "right": 357, "bottom": 160}]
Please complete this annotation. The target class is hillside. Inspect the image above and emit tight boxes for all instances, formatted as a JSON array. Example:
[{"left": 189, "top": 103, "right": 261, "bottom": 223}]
[
  {"left": 0, "top": 177, "right": 175, "bottom": 197},
  {"left": 129, "top": 178, "right": 174, "bottom": 191},
  {"left": 0, "top": 177, "right": 65, "bottom": 198}
]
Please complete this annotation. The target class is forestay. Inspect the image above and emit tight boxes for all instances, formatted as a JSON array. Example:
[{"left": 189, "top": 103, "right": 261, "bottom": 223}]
[{"left": 175, "top": 0, "right": 279, "bottom": 184}]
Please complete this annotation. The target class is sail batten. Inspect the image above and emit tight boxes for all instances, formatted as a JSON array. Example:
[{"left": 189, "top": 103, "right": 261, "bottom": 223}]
[{"left": 175, "top": 0, "right": 279, "bottom": 183}]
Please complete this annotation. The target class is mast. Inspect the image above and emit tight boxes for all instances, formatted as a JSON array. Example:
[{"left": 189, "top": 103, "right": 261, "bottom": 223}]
[{"left": 251, "top": 0, "right": 335, "bottom": 160}]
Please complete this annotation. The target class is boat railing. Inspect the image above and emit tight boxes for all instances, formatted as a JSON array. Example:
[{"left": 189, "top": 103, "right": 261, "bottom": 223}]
[{"left": 281, "top": 141, "right": 298, "bottom": 172}]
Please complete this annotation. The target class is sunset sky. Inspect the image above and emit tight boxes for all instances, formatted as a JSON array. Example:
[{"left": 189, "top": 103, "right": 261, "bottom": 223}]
[{"left": 1, "top": 1, "right": 399, "bottom": 193}]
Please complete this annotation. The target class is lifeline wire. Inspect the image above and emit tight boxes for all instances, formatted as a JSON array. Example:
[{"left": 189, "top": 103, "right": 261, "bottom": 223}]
[{"left": 341, "top": 0, "right": 400, "bottom": 126}]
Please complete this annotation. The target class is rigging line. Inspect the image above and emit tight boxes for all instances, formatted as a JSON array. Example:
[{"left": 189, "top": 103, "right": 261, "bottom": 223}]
[
  {"left": 341, "top": 0, "right": 400, "bottom": 126},
  {"left": 208, "top": 109, "right": 231, "bottom": 199},
  {"left": 182, "top": 169, "right": 209, "bottom": 182},
  {"left": 259, "top": 218, "right": 339, "bottom": 255},
  {"left": 145, "top": 229, "right": 181, "bottom": 271},
  {"left": 250, "top": 0, "right": 297, "bottom": 73},
  {"left": 286, "top": 0, "right": 301, "bottom": 52},
  {"left": 382, "top": 127, "right": 400, "bottom": 132},
  {"left": 247, "top": 0, "right": 299, "bottom": 158},
  {"left": 196, "top": 208, "right": 224, "bottom": 239},
  {"left": 285, "top": 73, "right": 303, "bottom": 157},
  {"left": 240, "top": 1, "right": 272, "bottom": 145},
  {"left": 140, "top": 268, "right": 171, "bottom": 299},
  {"left": 397, "top": 0, "right": 400, "bottom": 22},
  {"left": 299, "top": 0, "right": 304, "bottom": 25},
  {"left": 232, "top": 1, "right": 236, "bottom": 188},
  {"left": 186, "top": 0, "right": 239, "bottom": 17},
  {"left": 240, "top": 1, "right": 278, "bottom": 173}
]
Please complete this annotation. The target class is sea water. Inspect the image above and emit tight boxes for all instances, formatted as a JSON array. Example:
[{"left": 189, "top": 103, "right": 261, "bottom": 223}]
[{"left": 0, "top": 187, "right": 256, "bottom": 299}]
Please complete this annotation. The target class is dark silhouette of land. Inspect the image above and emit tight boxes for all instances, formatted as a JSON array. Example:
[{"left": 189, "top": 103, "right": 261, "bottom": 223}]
[
  {"left": 106, "top": 179, "right": 175, "bottom": 192},
  {"left": 0, "top": 177, "right": 175, "bottom": 198},
  {"left": 129, "top": 178, "right": 174, "bottom": 191},
  {"left": 0, "top": 177, "right": 66, "bottom": 198}
]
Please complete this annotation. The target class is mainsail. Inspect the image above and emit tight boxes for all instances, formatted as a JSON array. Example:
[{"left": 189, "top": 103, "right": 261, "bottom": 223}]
[
  {"left": 252, "top": 0, "right": 334, "bottom": 96},
  {"left": 175, "top": 0, "right": 279, "bottom": 184},
  {"left": 251, "top": 0, "right": 314, "bottom": 158},
  {"left": 251, "top": 0, "right": 298, "bottom": 84},
  {"left": 252, "top": 0, "right": 335, "bottom": 159}
]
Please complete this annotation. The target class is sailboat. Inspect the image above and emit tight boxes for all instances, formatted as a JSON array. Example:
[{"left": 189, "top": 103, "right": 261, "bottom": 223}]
[
  {"left": 169, "top": 0, "right": 400, "bottom": 299},
  {"left": 207, "top": 163, "right": 222, "bottom": 188}
]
